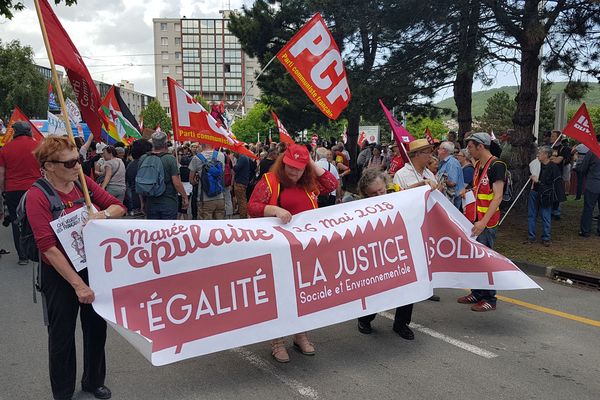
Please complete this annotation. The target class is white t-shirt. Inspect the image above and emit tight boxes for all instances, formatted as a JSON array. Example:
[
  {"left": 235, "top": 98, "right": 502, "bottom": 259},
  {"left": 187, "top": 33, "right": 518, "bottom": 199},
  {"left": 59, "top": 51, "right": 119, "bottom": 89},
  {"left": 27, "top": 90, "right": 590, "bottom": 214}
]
[
  {"left": 393, "top": 164, "right": 437, "bottom": 190},
  {"left": 316, "top": 158, "right": 340, "bottom": 196}
]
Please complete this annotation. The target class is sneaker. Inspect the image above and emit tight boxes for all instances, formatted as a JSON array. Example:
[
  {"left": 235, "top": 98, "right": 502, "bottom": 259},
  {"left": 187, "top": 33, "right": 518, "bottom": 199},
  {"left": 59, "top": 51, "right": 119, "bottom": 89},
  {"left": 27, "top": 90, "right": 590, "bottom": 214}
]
[
  {"left": 293, "top": 332, "right": 315, "bottom": 356},
  {"left": 543, "top": 240, "right": 551, "bottom": 247},
  {"left": 522, "top": 239, "right": 535, "bottom": 245},
  {"left": 357, "top": 320, "right": 372, "bottom": 334},
  {"left": 457, "top": 294, "right": 478, "bottom": 304},
  {"left": 428, "top": 294, "right": 441, "bottom": 302},
  {"left": 271, "top": 338, "right": 290, "bottom": 363},
  {"left": 17, "top": 258, "right": 28, "bottom": 265},
  {"left": 393, "top": 324, "right": 414, "bottom": 340},
  {"left": 471, "top": 300, "right": 496, "bottom": 312}
]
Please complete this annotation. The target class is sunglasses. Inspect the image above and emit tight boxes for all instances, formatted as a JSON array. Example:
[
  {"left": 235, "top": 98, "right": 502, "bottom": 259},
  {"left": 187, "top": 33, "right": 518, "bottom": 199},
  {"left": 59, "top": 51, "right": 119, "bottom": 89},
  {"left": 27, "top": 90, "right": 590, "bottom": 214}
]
[{"left": 48, "top": 158, "right": 80, "bottom": 168}]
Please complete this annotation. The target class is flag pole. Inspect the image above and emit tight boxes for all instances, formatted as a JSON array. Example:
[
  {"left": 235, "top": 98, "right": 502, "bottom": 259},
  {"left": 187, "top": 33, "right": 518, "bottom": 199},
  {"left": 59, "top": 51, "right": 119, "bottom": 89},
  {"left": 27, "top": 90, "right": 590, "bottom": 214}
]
[
  {"left": 498, "top": 134, "right": 562, "bottom": 226},
  {"left": 34, "top": 0, "right": 93, "bottom": 211},
  {"left": 397, "top": 140, "right": 422, "bottom": 183},
  {"left": 234, "top": 54, "right": 277, "bottom": 116}
]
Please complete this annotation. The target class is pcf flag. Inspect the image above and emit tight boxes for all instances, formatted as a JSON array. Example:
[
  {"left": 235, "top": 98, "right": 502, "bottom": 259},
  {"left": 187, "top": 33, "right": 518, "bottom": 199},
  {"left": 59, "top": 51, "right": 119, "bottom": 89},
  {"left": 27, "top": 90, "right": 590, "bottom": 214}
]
[
  {"left": 168, "top": 78, "right": 256, "bottom": 159},
  {"left": 271, "top": 111, "right": 295, "bottom": 145},
  {"left": 277, "top": 13, "right": 351, "bottom": 120},
  {"left": 562, "top": 103, "right": 599, "bottom": 158},
  {"left": 38, "top": 0, "right": 104, "bottom": 140}
]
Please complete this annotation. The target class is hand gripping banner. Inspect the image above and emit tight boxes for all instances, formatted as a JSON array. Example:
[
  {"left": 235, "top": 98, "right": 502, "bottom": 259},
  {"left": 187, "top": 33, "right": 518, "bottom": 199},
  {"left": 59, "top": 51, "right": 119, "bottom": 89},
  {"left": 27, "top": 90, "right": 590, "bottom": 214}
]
[
  {"left": 83, "top": 187, "right": 539, "bottom": 366},
  {"left": 277, "top": 13, "right": 351, "bottom": 120}
]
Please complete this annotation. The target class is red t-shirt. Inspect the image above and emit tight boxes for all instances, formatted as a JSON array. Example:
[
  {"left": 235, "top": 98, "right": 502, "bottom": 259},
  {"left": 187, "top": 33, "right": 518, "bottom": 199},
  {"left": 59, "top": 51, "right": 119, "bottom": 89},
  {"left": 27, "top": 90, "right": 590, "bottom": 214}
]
[
  {"left": 26, "top": 176, "right": 125, "bottom": 265},
  {"left": 388, "top": 155, "right": 405, "bottom": 176},
  {"left": 0, "top": 136, "right": 41, "bottom": 191},
  {"left": 248, "top": 171, "right": 338, "bottom": 217}
]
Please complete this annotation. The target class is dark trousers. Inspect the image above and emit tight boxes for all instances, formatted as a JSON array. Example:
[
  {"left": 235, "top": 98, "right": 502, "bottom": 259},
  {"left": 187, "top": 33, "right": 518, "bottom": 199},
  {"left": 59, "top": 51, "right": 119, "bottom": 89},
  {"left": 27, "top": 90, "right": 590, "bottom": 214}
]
[
  {"left": 358, "top": 304, "right": 413, "bottom": 328},
  {"left": 471, "top": 227, "right": 497, "bottom": 305},
  {"left": 42, "top": 263, "right": 106, "bottom": 400},
  {"left": 580, "top": 190, "right": 600, "bottom": 235},
  {"left": 5, "top": 190, "right": 26, "bottom": 260},
  {"left": 575, "top": 170, "right": 585, "bottom": 199},
  {"left": 191, "top": 184, "right": 199, "bottom": 219}
]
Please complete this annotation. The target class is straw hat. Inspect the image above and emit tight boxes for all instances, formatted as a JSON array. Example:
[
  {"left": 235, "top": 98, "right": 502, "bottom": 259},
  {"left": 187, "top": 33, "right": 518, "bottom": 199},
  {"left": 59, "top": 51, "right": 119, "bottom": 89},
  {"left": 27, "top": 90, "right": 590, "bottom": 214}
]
[{"left": 408, "top": 139, "right": 433, "bottom": 154}]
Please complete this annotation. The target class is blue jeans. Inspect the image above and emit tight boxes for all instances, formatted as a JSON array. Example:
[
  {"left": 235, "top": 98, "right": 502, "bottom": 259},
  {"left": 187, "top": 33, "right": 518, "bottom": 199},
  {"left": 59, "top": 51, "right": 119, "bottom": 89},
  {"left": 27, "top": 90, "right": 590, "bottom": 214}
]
[
  {"left": 471, "top": 227, "right": 497, "bottom": 305},
  {"left": 580, "top": 190, "right": 600, "bottom": 235},
  {"left": 527, "top": 191, "right": 552, "bottom": 241},
  {"left": 145, "top": 201, "right": 178, "bottom": 220}
]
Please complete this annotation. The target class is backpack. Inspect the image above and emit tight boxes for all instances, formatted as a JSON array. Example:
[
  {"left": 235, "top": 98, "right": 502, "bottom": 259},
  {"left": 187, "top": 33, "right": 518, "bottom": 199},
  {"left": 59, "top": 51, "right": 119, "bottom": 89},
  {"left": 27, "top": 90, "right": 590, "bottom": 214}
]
[
  {"left": 197, "top": 151, "right": 224, "bottom": 197},
  {"left": 223, "top": 156, "right": 233, "bottom": 187},
  {"left": 135, "top": 153, "right": 167, "bottom": 197}
]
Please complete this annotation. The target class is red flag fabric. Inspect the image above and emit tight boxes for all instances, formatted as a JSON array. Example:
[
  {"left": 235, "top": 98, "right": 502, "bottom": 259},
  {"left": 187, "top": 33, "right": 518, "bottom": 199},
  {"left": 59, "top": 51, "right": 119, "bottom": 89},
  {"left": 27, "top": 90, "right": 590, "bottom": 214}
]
[
  {"left": 0, "top": 107, "right": 45, "bottom": 146},
  {"left": 424, "top": 127, "right": 435, "bottom": 145},
  {"left": 277, "top": 13, "right": 351, "bottom": 120},
  {"left": 271, "top": 111, "right": 295, "bottom": 145},
  {"left": 39, "top": 0, "right": 104, "bottom": 140},
  {"left": 379, "top": 99, "right": 414, "bottom": 162},
  {"left": 168, "top": 78, "right": 257, "bottom": 159},
  {"left": 562, "top": 103, "right": 599, "bottom": 158}
]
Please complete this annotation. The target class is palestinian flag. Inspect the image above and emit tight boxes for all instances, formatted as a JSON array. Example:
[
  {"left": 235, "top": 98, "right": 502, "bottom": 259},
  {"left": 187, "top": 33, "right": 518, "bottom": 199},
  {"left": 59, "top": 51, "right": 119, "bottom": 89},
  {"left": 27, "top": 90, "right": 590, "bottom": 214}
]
[{"left": 99, "top": 85, "right": 142, "bottom": 145}]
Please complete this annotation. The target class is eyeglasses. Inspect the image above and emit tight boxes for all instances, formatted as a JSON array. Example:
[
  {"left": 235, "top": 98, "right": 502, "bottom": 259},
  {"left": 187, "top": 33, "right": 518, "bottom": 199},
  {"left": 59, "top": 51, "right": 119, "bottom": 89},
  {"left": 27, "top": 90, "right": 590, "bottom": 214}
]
[{"left": 48, "top": 158, "right": 80, "bottom": 168}]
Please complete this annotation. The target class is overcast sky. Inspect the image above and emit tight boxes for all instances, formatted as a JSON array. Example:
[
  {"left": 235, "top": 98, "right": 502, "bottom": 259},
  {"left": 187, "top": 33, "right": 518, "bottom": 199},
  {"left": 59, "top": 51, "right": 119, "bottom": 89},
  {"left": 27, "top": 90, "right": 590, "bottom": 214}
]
[
  {"left": 1, "top": 0, "right": 531, "bottom": 102},
  {"left": 1, "top": 0, "right": 250, "bottom": 96}
]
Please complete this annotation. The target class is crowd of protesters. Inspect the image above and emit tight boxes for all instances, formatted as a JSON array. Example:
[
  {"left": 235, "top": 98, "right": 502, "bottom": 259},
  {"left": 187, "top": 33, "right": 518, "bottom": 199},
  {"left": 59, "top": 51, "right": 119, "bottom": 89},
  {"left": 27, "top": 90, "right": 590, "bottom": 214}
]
[{"left": 0, "top": 121, "right": 599, "bottom": 398}]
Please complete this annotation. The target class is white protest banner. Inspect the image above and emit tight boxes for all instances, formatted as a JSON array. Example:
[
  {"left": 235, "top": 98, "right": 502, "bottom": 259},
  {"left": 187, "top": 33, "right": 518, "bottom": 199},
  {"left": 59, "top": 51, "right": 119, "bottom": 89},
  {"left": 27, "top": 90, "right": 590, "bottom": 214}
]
[
  {"left": 65, "top": 98, "right": 82, "bottom": 123},
  {"left": 51, "top": 206, "right": 96, "bottom": 271},
  {"left": 84, "top": 187, "right": 539, "bottom": 366},
  {"left": 47, "top": 111, "right": 68, "bottom": 136}
]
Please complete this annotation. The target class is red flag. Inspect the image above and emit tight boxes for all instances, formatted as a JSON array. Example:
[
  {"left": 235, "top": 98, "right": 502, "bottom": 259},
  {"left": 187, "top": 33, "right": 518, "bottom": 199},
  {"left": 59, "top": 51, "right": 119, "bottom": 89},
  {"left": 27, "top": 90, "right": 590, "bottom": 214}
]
[
  {"left": 562, "top": 103, "right": 599, "bottom": 158},
  {"left": 379, "top": 99, "right": 414, "bottom": 162},
  {"left": 38, "top": 0, "right": 104, "bottom": 140},
  {"left": 168, "top": 78, "right": 257, "bottom": 159},
  {"left": 424, "top": 127, "right": 435, "bottom": 145},
  {"left": 271, "top": 111, "right": 295, "bottom": 145},
  {"left": 277, "top": 13, "right": 351, "bottom": 120},
  {"left": 0, "top": 107, "right": 45, "bottom": 146}
]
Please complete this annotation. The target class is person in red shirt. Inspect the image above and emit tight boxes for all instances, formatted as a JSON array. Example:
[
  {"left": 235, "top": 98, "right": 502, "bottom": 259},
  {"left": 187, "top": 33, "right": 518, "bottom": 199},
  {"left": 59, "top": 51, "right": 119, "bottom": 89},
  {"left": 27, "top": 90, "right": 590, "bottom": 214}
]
[
  {"left": 27, "top": 136, "right": 125, "bottom": 400},
  {"left": 0, "top": 121, "right": 42, "bottom": 264},
  {"left": 248, "top": 144, "right": 337, "bottom": 363},
  {"left": 387, "top": 143, "right": 405, "bottom": 177}
]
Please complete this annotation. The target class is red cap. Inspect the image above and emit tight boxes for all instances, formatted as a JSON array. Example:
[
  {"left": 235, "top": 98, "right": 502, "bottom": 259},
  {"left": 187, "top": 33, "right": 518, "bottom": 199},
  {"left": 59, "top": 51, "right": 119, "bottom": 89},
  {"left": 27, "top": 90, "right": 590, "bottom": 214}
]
[{"left": 283, "top": 144, "right": 311, "bottom": 169}]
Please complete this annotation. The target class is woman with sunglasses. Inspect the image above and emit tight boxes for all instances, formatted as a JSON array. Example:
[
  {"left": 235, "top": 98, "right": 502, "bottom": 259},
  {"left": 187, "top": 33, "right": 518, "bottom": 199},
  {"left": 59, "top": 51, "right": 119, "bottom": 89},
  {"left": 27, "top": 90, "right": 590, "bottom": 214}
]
[{"left": 26, "top": 137, "right": 125, "bottom": 400}]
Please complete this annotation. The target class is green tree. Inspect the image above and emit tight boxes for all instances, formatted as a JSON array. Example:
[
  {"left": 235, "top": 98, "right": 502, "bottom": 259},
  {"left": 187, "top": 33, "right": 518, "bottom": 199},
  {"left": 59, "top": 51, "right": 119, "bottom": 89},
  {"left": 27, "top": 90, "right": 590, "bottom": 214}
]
[
  {"left": 0, "top": 40, "right": 47, "bottom": 120},
  {"left": 140, "top": 100, "right": 171, "bottom": 133},
  {"left": 539, "top": 82, "right": 555, "bottom": 134},
  {"left": 193, "top": 95, "right": 210, "bottom": 112},
  {"left": 231, "top": 102, "right": 274, "bottom": 144},
  {"left": 404, "top": 115, "right": 448, "bottom": 140},
  {"left": 479, "top": 91, "right": 515, "bottom": 134},
  {"left": 0, "top": 0, "right": 77, "bottom": 19}
]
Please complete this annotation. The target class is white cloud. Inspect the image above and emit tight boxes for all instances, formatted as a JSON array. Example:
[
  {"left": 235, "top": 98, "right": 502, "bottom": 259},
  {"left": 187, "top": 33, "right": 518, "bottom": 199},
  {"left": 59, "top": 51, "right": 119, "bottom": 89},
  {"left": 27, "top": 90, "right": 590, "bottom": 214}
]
[{"left": 1, "top": 0, "right": 248, "bottom": 97}]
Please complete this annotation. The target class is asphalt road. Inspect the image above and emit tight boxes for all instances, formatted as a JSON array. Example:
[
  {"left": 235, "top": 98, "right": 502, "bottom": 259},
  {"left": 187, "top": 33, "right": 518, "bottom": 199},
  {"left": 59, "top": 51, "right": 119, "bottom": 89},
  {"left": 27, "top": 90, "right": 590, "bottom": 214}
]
[{"left": 1, "top": 226, "right": 599, "bottom": 400}]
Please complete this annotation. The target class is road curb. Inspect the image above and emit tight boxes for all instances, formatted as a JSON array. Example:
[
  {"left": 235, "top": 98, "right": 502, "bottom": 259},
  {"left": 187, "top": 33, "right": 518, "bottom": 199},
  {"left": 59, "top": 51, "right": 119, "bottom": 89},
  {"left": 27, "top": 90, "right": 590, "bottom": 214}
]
[{"left": 512, "top": 259, "right": 600, "bottom": 289}]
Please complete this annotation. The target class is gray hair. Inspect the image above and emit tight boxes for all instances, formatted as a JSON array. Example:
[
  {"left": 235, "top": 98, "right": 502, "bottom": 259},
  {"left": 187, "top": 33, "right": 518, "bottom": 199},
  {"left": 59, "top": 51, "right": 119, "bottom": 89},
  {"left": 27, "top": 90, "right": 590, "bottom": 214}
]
[
  {"left": 459, "top": 148, "right": 472, "bottom": 161},
  {"left": 151, "top": 130, "right": 168, "bottom": 150},
  {"left": 358, "top": 168, "right": 388, "bottom": 198},
  {"left": 440, "top": 141, "right": 455, "bottom": 153},
  {"left": 538, "top": 145, "right": 553, "bottom": 158},
  {"left": 315, "top": 147, "right": 328, "bottom": 160}
]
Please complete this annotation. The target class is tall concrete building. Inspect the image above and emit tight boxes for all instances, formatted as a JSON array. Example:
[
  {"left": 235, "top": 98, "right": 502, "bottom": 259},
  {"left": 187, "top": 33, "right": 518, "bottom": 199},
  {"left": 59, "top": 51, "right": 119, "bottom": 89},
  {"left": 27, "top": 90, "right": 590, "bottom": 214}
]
[{"left": 153, "top": 11, "right": 261, "bottom": 116}]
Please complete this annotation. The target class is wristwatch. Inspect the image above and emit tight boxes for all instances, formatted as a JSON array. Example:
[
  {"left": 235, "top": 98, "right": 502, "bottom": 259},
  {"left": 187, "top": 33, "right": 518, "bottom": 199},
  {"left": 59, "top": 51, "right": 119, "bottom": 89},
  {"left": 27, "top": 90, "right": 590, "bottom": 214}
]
[{"left": 103, "top": 210, "right": 111, "bottom": 219}]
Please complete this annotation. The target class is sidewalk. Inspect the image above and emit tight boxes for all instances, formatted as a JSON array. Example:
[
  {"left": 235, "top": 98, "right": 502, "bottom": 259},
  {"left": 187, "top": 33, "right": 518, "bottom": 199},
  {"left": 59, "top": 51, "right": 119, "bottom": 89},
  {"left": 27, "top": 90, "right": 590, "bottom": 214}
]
[{"left": 513, "top": 259, "right": 600, "bottom": 289}]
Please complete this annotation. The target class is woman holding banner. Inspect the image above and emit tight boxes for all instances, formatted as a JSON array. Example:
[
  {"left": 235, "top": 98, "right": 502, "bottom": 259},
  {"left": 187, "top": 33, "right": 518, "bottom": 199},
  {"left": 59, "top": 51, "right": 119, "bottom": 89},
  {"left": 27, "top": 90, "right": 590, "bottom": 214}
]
[
  {"left": 248, "top": 143, "right": 337, "bottom": 363},
  {"left": 27, "top": 137, "right": 125, "bottom": 400}
]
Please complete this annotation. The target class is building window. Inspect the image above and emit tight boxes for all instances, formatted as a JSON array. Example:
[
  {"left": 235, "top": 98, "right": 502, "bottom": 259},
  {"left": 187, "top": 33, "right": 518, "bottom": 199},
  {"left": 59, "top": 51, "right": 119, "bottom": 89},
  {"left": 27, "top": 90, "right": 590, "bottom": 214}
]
[
  {"left": 162, "top": 65, "right": 169, "bottom": 74},
  {"left": 182, "top": 19, "right": 199, "bottom": 34},
  {"left": 160, "top": 22, "right": 168, "bottom": 31},
  {"left": 161, "top": 51, "right": 169, "bottom": 60},
  {"left": 164, "top": 106, "right": 170, "bottom": 114},
  {"left": 161, "top": 37, "right": 168, "bottom": 46},
  {"left": 175, "top": 37, "right": 181, "bottom": 45},
  {"left": 163, "top": 93, "right": 169, "bottom": 102},
  {"left": 174, "top": 23, "right": 181, "bottom": 32},
  {"left": 162, "top": 79, "right": 167, "bottom": 87},
  {"left": 176, "top": 66, "right": 182, "bottom": 74},
  {"left": 175, "top": 52, "right": 181, "bottom": 61}
]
